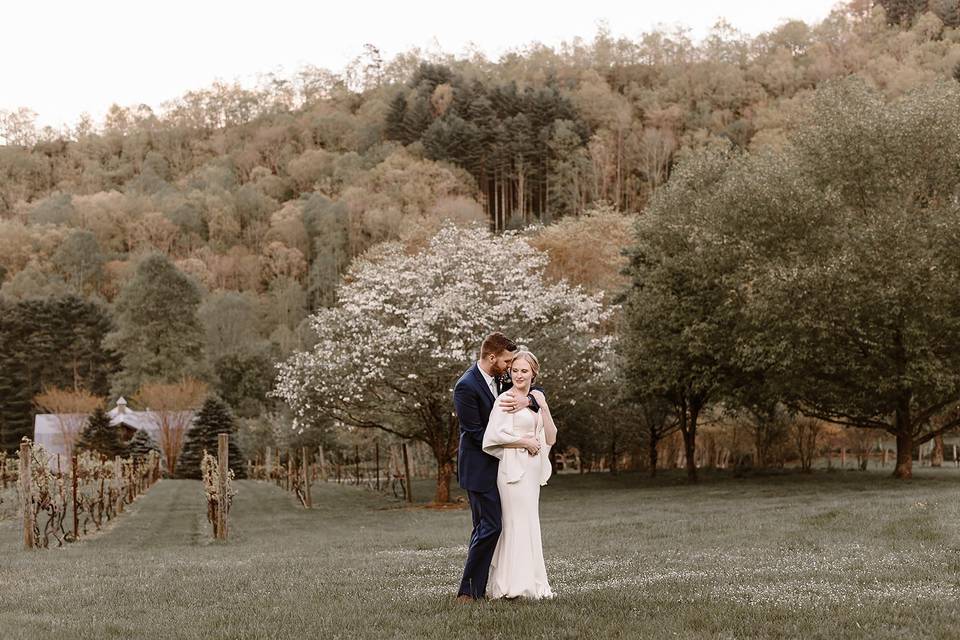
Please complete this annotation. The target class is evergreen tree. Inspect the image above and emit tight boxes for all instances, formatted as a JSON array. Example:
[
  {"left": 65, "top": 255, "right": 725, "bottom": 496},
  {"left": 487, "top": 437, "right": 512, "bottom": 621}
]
[
  {"left": 401, "top": 98, "right": 433, "bottom": 145},
  {"left": 104, "top": 253, "right": 208, "bottom": 396},
  {"left": 0, "top": 296, "right": 117, "bottom": 452},
  {"left": 176, "top": 396, "right": 246, "bottom": 479},
  {"left": 490, "top": 82, "right": 522, "bottom": 118},
  {"left": 879, "top": 0, "right": 929, "bottom": 26},
  {"left": 126, "top": 428, "right": 160, "bottom": 460},
  {"left": 408, "top": 62, "right": 454, "bottom": 95},
  {"left": 0, "top": 370, "right": 31, "bottom": 453},
  {"left": 422, "top": 117, "right": 457, "bottom": 161},
  {"left": 547, "top": 119, "right": 587, "bottom": 219},
  {"left": 75, "top": 406, "right": 127, "bottom": 459},
  {"left": 384, "top": 93, "right": 409, "bottom": 142},
  {"left": 213, "top": 350, "right": 275, "bottom": 417}
]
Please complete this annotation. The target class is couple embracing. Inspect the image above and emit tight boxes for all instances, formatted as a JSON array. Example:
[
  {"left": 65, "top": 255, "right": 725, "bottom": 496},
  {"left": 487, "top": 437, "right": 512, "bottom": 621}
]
[{"left": 453, "top": 332, "right": 558, "bottom": 602}]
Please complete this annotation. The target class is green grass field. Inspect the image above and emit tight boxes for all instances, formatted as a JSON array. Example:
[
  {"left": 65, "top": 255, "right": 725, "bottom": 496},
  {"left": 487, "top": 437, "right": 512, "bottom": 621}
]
[{"left": 2, "top": 469, "right": 959, "bottom": 639}]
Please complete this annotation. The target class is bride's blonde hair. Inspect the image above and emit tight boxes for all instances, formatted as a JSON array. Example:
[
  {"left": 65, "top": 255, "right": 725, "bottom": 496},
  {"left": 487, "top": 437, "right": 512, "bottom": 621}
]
[{"left": 512, "top": 349, "right": 540, "bottom": 381}]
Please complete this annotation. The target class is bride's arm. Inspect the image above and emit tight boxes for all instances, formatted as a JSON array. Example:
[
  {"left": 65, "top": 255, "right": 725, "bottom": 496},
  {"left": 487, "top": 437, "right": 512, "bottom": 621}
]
[
  {"left": 530, "top": 390, "right": 558, "bottom": 446},
  {"left": 502, "top": 440, "right": 539, "bottom": 453},
  {"left": 483, "top": 397, "right": 539, "bottom": 456}
]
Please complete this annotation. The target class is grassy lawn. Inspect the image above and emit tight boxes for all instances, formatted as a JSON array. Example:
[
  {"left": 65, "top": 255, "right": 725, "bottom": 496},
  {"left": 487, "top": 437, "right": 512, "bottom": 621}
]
[{"left": 2, "top": 469, "right": 959, "bottom": 639}]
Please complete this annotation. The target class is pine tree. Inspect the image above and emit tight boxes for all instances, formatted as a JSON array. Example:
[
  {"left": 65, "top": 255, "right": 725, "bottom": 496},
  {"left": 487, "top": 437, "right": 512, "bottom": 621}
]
[
  {"left": 127, "top": 429, "right": 160, "bottom": 460},
  {"left": 0, "top": 296, "right": 117, "bottom": 452},
  {"left": 76, "top": 406, "right": 127, "bottom": 459},
  {"left": 104, "top": 253, "right": 208, "bottom": 397},
  {"left": 384, "top": 93, "right": 409, "bottom": 142},
  {"left": 401, "top": 98, "right": 433, "bottom": 145},
  {"left": 0, "top": 373, "right": 31, "bottom": 453},
  {"left": 546, "top": 119, "right": 587, "bottom": 220},
  {"left": 176, "top": 396, "right": 246, "bottom": 479},
  {"left": 879, "top": 0, "right": 929, "bottom": 26},
  {"left": 409, "top": 62, "right": 454, "bottom": 95}
]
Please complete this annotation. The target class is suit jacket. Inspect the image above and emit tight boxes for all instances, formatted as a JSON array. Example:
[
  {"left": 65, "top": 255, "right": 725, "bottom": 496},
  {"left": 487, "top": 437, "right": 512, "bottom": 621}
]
[{"left": 453, "top": 362, "right": 540, "bottom": 492}]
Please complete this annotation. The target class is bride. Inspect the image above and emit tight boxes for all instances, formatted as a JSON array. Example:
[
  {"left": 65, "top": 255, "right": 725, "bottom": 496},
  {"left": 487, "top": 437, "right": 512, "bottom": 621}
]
[{"left": 481, "top": 349, "right": 558, "bottom": 599}]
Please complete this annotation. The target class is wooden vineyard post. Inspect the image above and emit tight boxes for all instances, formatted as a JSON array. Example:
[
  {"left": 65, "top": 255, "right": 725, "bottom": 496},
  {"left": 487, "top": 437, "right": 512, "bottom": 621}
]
[
  {"left": 128, "top": 459, "right": 135, "bottom": 502},
  {"left": 402, "top": 443, "right": 413, "bottom": 504},
  {"left": 217, "top": 433, "right": 229, "bottom": 540},
  {"left": 302, "top": 446, "right": 312, "bottom": 509},
  {"left": 71, "top": 454, "right": 79, "bottom": 541},
  {"left": 265, "top": 446, "right": 273, "bottom": 481},
  {"left": 114, "top": 456, "right": 124, "bottom": 514},
  {"left": 19, "top": 439, "right": 34, "bottom": 550},
  {"left": 318, "top": 446, "right": 327, "bottom": 481},
  {"left": 375, "top": 440, "right": 380, "bottom": 492}
]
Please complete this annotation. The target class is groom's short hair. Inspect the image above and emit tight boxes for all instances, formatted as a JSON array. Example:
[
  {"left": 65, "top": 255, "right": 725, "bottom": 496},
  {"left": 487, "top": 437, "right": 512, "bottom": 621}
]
[{"left": 480, "top": 332, "right": 518, "bottom": 358}]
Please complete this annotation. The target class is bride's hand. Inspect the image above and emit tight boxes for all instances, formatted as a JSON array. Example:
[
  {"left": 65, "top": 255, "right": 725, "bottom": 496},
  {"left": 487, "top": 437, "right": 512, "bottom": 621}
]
[
  {"left": 522, "top": 437, "right": 540, "bottom": 456},
  {"left": 530, "top": 389, "right": 547, "bottom": 410},
  {"left": 500, "top": 394, "right": 530, "bottom": 414}
]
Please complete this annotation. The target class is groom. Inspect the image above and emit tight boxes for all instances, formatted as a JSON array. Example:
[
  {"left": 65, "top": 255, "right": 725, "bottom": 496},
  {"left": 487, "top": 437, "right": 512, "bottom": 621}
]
[{"left": 453, "top": 332, "right": 541, "bottom": 602}]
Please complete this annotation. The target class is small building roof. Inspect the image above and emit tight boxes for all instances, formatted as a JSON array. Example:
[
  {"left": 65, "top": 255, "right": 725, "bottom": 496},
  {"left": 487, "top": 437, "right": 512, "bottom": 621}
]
[{"left": 32, "top": 398, "right": 195, "bottom": 468}]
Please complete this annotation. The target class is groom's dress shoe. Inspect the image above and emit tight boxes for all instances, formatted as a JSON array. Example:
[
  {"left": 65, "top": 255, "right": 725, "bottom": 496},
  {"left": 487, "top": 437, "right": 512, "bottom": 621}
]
[{"left": 455, "top": 594, "right": 475, "bottom": 604}]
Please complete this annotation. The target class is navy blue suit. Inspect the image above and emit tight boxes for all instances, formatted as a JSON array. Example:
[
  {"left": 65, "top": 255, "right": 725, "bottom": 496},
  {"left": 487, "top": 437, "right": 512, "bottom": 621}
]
[{"left": 454, "top": 363, "right": 539, "bottom": 599}]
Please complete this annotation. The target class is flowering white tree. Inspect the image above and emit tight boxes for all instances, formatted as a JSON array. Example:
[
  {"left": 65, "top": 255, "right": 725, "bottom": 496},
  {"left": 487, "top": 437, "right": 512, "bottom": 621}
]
[{"left": 274, "top": 224, "right": 614, "bottom": 503}]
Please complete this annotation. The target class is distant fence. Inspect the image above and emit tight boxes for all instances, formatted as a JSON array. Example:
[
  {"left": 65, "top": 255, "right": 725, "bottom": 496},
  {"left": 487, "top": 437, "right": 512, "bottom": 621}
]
[
  {"left": 247, "top": 441, "right": 437, "bottom": 505},
  {"left": 563, "top": 433, "right": 960, "bottom": 475}
]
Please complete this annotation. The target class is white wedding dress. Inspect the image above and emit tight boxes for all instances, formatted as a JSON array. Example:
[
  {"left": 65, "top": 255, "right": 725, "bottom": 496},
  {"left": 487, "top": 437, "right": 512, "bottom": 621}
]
[{"left": 482, "top": 393, "right": 554, "bottom": 599}]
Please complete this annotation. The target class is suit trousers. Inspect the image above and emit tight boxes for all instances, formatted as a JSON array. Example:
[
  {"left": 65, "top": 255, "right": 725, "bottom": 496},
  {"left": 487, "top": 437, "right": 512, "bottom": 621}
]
[{"left": 457, "top": 486, "right": 502, "bottom": 598}]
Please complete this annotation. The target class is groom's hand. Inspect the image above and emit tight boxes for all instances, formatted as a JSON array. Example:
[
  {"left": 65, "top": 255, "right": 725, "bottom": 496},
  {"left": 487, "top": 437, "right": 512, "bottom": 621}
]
[{"left": 499, "top": 394, "right": 530, "bottom": 414}]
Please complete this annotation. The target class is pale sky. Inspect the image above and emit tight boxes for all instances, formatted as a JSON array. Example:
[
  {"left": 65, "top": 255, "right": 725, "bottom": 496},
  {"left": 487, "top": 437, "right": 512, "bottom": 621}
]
[{"left": 2, "top": 0, "right": 842, "bottom": 130}]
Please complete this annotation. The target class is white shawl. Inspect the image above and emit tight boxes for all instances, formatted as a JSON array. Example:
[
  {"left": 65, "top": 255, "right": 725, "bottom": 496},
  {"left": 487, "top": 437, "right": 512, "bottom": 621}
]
[{"left": 482, "top": 392, "right": 552, "bottom": 486}]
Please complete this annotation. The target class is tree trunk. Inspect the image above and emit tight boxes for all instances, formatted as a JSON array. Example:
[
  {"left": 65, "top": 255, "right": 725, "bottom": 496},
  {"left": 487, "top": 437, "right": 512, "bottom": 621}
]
[
  {"left": 435, "top": 458, "right": 452, "bottom": 504},
  {"left": 609, "top": 434, "right": 618, "bottom": 476},
  {"left": 893, "top": 429, "right": 913, "bottom": 479},
  {"left": 931, "top": 432, "right": 944, "bottom": 468},
  {"left": 516, "top": 161, "right": 527, "bottom": 225},
  {"left": 754, "top": 419, "right": 767, "bottom": 468},
  {"left": 683, "top": 400, "right": 702, "bottom": 483},
  {"left": 891, "top": 338, "right": 913, "bottom": 479},
  {"left": 615, "top": 127, "right": 622, "bottom": 210},
  {"left": 682, "top": 427, "right": 697, "bottom": 482},
  {"left": 428, "top": 421, "right": 457, "bottom": 504},
  {"left": 648, "top": 435, "right": 659, "bottom": 478}
]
